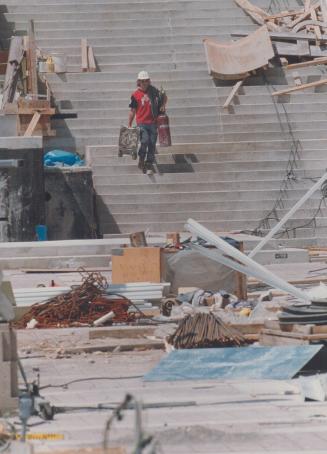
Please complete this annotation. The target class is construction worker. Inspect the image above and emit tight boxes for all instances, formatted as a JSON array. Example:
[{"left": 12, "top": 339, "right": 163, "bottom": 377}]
[{"left": 128, "top": 71, "right": 167, "bottom": 175}]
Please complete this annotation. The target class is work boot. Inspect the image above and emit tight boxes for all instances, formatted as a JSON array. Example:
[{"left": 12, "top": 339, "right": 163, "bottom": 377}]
[
  {"left": 138, "top": 157, "right": 145, "bottom": 171},
  {"left": 131, "top": 150, "right": 137, "bottom": 160},
  {"left": 145, "top": 162, "right": 154, "bottom": 176}
]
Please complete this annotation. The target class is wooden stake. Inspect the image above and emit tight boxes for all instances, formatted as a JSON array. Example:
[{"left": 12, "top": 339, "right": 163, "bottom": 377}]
[{"left": 223, "top": 80, "right": 243, "bottom": 109}]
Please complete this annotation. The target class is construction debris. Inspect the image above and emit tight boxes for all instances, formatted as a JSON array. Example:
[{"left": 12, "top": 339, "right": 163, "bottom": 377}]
[
  {"left": 14, "top": 271, "right": 139, "bottom": 329},
  {"left": 167, "top": 313, "right": 247, "bottom": 349}
]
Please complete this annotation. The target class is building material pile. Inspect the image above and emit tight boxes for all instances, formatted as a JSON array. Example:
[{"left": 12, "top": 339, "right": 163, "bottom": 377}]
[
  {"left": 14, "top": 271, "right": 138, "bottom": 329},
  {"left": 167, "top": 312, "right": 247, "bottom": 349}
]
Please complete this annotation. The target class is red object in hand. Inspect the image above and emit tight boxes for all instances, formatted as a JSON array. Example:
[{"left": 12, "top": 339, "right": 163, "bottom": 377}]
[{"left": 157, "top": 113, "right": 172, "bottom": 147}]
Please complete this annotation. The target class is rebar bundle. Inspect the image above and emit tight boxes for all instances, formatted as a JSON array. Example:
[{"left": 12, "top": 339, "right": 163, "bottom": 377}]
[
  {"left": 167, "top": 312, "right": 247, "bottom": 349},
  {"left": 14, "top": 270, "right": 137, "bottom": 329}
]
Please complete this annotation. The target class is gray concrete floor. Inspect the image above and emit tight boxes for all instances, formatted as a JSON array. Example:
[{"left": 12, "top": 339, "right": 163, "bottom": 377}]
[{"left": 9, "top": 327, "right": 327, "bottom": 454}]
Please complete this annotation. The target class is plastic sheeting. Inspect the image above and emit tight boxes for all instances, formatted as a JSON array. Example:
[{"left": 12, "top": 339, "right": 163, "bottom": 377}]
[
  {"left": 144, "top": 345, "right": 323, "bottom": 381},
  {"left": 164, "top": 249, "right": 236, "bottom": 294}
]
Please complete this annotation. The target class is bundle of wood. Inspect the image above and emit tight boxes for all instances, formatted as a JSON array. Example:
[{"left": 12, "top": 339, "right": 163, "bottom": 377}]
[
  {"left": 236, "top": 0, "right": 327, "bottom": 42},
  {"left": 167, "top": 312, "right": 247, "bottom": 349}
]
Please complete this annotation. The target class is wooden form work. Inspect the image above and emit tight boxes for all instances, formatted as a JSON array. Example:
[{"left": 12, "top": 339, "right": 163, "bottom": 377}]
[{"left": 7, "top": 98, "right": 56, "bottom": 137}]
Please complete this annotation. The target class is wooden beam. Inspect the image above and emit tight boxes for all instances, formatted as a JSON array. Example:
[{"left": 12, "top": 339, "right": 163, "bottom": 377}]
[
  {"left": 81, "top": 38, "right": 88, "bottom": 72},
  {"left": 288, "top": 1, "right": 320, "bottom": 27},
  {"left": 23, "top": 111, "right": 41, "bottom": 136},
  {"left": 87, "top": 45, "right": 96, "bottom": 72},
  {"left": 305, "top": 0, "right": 311, "bottom": 12},
  {"left": 310, "top": 6, "right": 322, "bottom": 43},
  {"left": 272, "top": 78, "right": 327, "bottom": 96},
  {"left": 1, "top": 36, "right": 24, "bottom": 109},
  {"left": 26, "top": 20, "right": 38, "bottom": 96},
  {"left": 286, "top": 56, "right": 327, "bottom": 69},
  {"left": 321, "top": 0, "right": 327, "bottom": 26},
  {"left": 265, "top": 10, "right": 304, "bottom": 20},
  {"left": 232, "top": 30, "right": 327, "bottom": 42},
  {"left": 223, "top": 80, "right": 244, "bottom": 108}
]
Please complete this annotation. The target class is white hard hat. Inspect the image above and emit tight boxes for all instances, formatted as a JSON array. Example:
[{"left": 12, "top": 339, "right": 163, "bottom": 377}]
[{"left": 138, "top": 71, "right": 150, "bottom": 80}]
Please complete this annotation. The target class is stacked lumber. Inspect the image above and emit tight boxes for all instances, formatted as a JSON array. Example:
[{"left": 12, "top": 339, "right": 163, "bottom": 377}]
[{"left": 235, "top": 0, "right": 327, "bottom": 41}]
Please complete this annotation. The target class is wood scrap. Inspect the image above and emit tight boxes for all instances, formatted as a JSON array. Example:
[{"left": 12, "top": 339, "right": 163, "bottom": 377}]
[
  {"left": 310, "top": 6, "right": 322, "bottom": 43},
  {"left": 234, "top": 0, "right": 280, "bottom": 31},
  {"left": 286, "top": 56, "right": 327, "bottom": 68},
  {"left": 223, "top": 80, "right": 244, "bottom": 108},
  {"left": 272, "top": 77, "right": 327, "bottom": 96}
]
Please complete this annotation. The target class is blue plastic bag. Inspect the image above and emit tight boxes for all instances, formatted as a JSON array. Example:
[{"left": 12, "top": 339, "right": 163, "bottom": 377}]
[{"left": 44, "top": 150, "right": 84, "bottom": 167}]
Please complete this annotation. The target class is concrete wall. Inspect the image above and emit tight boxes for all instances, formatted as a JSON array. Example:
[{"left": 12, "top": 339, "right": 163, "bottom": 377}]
[
  {"left": 0, "top": 137, "right": 45, "bottom": 241},
  {"left": 45, "top": 167, "right": 97, "bottom": 240},
  {"left": 0, "top": 323, "right": 18, "bottom": 415}
]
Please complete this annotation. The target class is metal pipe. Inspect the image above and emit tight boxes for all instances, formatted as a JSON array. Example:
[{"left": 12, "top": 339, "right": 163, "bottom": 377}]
[
  {"left": 185, "top": 219, "right": 310, "bottom": 302},
  {"left": 249, "top": 172, "right": 327, "bottom": 259}
]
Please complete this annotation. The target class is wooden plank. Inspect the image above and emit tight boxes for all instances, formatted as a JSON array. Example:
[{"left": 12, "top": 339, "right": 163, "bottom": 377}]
[
  {"left": 272, "top": 77, "right": 327, "bottom": 96},
  {"left": 81, "top": 38, "right": 88, "bottom": 72},
  {"left": 321, "top": 0, "right": 327, "bottom": 25},
  {"left": 223, "top": 80, "right": 244, "bottom": 108},
  {"left": 265, "top": 10, "right": 304, "bottom": 20},
  {"left": 112, "top": 247, "right": 162, "bottom": 284},
  {"left": 288, "top": 1, "right": 319, "bottom": 27},
  {"left": 310, "top": 6, "right": 322, "bottom": 43},
  {"left": 23, "top": 111, "right": 41, "bottom": 136},
  {"left": 305, "top": 0, "right": 311, "bottom": 12},
  {"left": 26, "top": 20, "right": 38, "bottom": 96},
  {"left": 87, "top": 45, "right": 96, "bottom": 72},
  {"left": 286, "top": 56, "right": 327, "bottom": 69},
  {"left": 232, "top": 29, "right": 327, "bottom": 41},
  {"left": 234, "top": 0, "right": 281, "bottom": 30}
]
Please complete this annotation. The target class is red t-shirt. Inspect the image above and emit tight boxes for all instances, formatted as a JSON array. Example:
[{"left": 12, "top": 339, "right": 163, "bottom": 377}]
[{"left": 129, "top": 88, "right": 155, "bottom": 125}]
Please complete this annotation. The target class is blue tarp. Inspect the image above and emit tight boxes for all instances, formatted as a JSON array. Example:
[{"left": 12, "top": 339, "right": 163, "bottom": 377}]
[{"left": 144, "top": 345, "right": 323, "bottom": 382}]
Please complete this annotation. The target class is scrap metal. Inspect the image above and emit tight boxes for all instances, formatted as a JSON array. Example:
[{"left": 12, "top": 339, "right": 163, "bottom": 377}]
[
  {"left": 14, "top": 270, "right": 139, "bottom": 329},
  {"left": 167, "top": 312, "right": 247, "bottom": 349}
]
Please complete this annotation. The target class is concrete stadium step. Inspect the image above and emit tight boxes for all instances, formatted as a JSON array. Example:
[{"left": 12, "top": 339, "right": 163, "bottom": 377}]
[
  {"left": 97, "top": 207, "right": 327, "bottom": 224},
  {"left": 86, "top": 139, "right": 327, "bottom": 157},
  {"left": 95, "top": 197, "right": 325, "bottom": 215},
  {"left": 99, "top": 217, "right": 327, "bottom": 234},
  {"left": 91, "top": 159, "right": 327, "bottom": 176},
  {"left": 90, "top": 150, "right": 327, "bottom": 164},
  {"left": 96, "top": 188, "right": 317, "bottom": 204},
  {"left": 94, "top": 179, "right": 316, "bottom": 196}
]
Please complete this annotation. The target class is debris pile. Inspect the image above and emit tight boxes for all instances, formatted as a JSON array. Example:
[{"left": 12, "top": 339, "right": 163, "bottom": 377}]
[
  {"left": 14, "top": 271, "right": 137, "bottom": 329},
  {"left": 167, "top": 313, "right": 248, "bottom": 349}
]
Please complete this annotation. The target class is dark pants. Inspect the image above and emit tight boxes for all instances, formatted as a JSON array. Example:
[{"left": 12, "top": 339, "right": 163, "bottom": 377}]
[{"left": 138, "top": 123, "right": 158, "bottom": 164}]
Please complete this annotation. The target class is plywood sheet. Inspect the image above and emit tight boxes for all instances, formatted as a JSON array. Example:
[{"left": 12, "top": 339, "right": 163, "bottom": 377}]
[
  {"left": 203, "top": 25, "right": 274, "bottom": 80},
  {"left": 112, "top": 247, "right": 162, "bottom": 284}
]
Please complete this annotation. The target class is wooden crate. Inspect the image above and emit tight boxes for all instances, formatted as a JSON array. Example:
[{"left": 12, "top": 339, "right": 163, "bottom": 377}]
[{"left": 112, "top": 247, "right": 164, "bottom": 284}]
